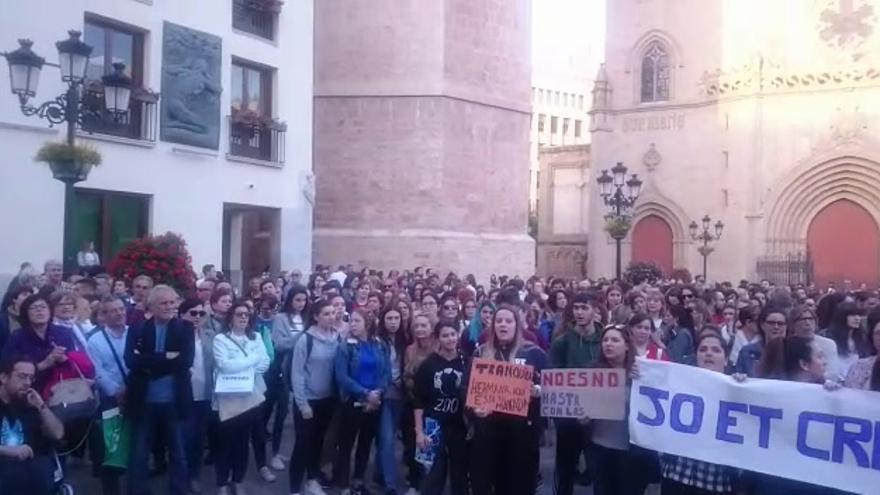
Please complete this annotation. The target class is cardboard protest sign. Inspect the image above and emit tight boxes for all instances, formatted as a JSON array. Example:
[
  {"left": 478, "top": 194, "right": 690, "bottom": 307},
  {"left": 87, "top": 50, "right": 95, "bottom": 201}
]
[
  {"left": 540, "top": 368, "right": 626, "bottom": 420},
  {"left": 465, "top": 357, "right": 534, "bottom": 417},
  {"left": 630, "top": 358, "right": 880, "bottom": 495}
]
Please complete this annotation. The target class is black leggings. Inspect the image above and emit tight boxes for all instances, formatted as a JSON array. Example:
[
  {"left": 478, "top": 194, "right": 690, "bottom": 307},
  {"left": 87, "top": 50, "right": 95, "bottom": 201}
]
[
  {"left": 289, "top": 398, "right": 337, "bottom": 491},
  {"left": 592, "top": 443, "right": 655, "bottom": 495},
  {"left": 420, "top": 420, "right": 468, "bottom": 495},
  {"left": 554, "top": 419, "right": 591, "bottom": 495},
  {"left": 333, "top": 402, "right": 379, "bottom": 487},
  {"left": 470, "top": 416, "right": 540, "bottom": 495},
  {"left": 216, "top": 406, "right": 261, "bottom": 486}
]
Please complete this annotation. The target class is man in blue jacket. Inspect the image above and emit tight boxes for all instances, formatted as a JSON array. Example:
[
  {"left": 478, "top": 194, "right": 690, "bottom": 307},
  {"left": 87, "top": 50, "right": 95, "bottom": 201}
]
[{"left": 124, "top": 285, "right": 194, "bottom": 495}]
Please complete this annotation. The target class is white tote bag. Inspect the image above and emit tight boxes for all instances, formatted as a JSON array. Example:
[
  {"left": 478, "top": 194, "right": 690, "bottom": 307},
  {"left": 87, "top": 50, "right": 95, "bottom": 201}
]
[{"left": 214, "top": 334, "right": 256, "bottom": 395}]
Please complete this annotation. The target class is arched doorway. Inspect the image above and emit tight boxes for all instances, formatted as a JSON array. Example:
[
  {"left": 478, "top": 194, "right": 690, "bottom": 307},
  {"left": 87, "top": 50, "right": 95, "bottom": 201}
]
[
  {"left": 632, "top": 215, "right": 673, "bottom": 274},
  {"left": 807, "top": 199, "right": 880, "bottom": 287}
]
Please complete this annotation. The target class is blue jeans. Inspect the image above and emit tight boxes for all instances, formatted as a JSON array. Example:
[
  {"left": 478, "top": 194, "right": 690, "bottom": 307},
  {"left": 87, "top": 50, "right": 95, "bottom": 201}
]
[
  {"left": 0, "top": 455, "right": 54, "bottom": 495},
  {"left": 378, "top": 397, "right": 403, "bottom": 491},
  {"left": 183, "top": 400, "right": 211, "bottom": 481},
  {"left": 128, "top": 402, "right": 188, "bottom": 495}
]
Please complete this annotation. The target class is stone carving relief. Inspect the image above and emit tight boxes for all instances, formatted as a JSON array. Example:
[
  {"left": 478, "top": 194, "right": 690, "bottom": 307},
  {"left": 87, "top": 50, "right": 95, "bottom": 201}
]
[
  {"left": 160, "top": 22, "right": 223, "bottom": 149},
  {"left": 699, "top": 56, "right": 880, "bottom": 97},
  {"left": 643, "top": 143, "right": 662, "bottom": 171},
  {"left": 808, "top": 106, "right": 871, "bottom": 157},
  {"left": 818, "top": 0, "right": 875, "bottom": 49}
]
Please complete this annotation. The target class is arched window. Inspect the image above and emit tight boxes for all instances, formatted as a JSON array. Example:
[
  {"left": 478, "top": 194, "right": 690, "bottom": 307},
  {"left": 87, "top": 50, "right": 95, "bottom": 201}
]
[{"left": 640, "top": 41, "right": 670, "bottom": 102}]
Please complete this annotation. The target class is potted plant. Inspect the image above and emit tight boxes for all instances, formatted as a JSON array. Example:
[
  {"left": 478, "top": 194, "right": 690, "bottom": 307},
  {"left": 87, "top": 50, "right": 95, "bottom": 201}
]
[
  {"left": 604, "top": 215, "right": 632, "bottom": 240},
  {"left": 34, "top": 141, "right": 102, "bottom": 183}
]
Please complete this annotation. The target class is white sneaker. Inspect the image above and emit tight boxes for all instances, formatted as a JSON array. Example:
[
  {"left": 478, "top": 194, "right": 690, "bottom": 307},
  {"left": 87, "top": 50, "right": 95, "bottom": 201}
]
[
  {"left": 233, "top": 483, "right": 248, "bottom": 495},
  {"left": 259, "top": 466, "right": 277, "bottom": 482},
  {"left": 270, "top": 454, "right": 286, "bottom": 470},
  {"left": 305, "top": 479, "right": 328, "bottom": 495},
  {"left": 404, "top": 489, "right": 419, "bottom": 495}
]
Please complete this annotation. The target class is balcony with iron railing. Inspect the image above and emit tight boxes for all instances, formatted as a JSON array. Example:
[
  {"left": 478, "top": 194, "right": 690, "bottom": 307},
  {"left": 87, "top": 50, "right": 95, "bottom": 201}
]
[
  {"left": 81, "top": 80, "right": 159, "bottom": 142},
  {"left": 227, "top": 110, "right": 286, "bottom": 165},
  {"left": 233, "top": 0, "right": 283, "bottom": 40}
]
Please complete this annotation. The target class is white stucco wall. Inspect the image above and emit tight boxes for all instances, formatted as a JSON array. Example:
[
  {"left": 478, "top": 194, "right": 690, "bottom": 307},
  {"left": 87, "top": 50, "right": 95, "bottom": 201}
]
[{"left": 0, "top": 0, "right": 313, "bottom": 285}]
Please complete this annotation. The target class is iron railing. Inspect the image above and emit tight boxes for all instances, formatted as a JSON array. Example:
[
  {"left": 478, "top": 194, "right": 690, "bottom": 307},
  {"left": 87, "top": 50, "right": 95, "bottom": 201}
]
[
  {"left": 755, "top": 251, "right": 813, "bottom": 286},
  {"left": 233, "top": 0, "right": 276, "bottom": 40},
  {"left": 81, "top": 85, "right": 159, "bottom": 142},
  {"left": 228, "top": 116, "right": 286, "bottom": 164}
]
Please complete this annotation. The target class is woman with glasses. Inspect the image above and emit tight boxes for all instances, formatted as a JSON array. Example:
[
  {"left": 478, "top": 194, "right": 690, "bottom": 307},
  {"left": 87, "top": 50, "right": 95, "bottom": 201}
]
[
  {"left": 420, "top": 293, "right": 440, "bottom": 327},
  {"left": 212, "top": 300, "right": 271, "bottom": 495},
  {"left": 789, "top": 304, "right": 838, "bottom": 382},
  {"left": 437, "top": 295, "right": 461, "bottom": 332},
  {"left": 734, "top": 305, "right": 788, "bottom": 377},
  {"left": 845, "top": 308, "right": 880, "bottom": 389},
  {"left": 179, "top": 297, "right": 213, "bottom": 493}
]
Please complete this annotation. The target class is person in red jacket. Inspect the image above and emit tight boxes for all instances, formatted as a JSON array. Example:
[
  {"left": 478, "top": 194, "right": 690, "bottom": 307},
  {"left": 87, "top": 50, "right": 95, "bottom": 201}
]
[{"left": 628, "top": 313, "right": 670, "bottom": 361}]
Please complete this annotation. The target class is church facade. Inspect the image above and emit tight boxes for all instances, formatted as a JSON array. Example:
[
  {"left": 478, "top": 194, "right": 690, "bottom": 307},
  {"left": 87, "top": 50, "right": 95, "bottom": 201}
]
[{"left": 588, "top": 0, "right": 880, "bottom": 287}]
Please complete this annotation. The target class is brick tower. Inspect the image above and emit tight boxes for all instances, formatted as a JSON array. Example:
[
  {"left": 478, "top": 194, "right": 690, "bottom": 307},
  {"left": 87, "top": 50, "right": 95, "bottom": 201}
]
[{"left": 313, "top": 0, "right": 535, "bottom": 280}]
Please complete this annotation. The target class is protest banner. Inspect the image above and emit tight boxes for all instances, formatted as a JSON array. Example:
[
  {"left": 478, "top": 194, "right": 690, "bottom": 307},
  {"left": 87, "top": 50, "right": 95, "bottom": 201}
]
[
  {"left": 465, "top": 357, "right": 534, "bottom": 417},
  {"left": 629, "top": 358, "right": 880, "bottom": 495},
  {"left": 540, "top": 368, "right": 626, "bottom": 420}
]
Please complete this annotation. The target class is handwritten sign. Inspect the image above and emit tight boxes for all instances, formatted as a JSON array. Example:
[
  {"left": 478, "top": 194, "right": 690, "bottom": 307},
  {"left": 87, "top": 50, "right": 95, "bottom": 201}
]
[
  {"left": 465, "top": 358, "right": 534, "bottom": 417},
  {"left": 540, "top": 368, "right": 626, "bottom": 420}
]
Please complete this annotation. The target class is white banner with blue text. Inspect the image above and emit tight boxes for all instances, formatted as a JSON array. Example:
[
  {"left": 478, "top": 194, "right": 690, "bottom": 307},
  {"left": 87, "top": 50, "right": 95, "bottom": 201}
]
[{"left": 629, "top": 358, "right": 880, "bottom": 495}]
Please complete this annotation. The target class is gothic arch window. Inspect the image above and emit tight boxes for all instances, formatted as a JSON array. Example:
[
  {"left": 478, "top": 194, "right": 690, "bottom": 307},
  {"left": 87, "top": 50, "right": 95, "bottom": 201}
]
[{"left": 640, "top": 41, "right": 671, "bottom": 102}]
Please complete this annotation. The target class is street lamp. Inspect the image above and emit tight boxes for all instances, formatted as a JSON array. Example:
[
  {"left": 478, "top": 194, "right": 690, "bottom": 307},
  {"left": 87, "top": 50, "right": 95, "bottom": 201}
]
[
  {"left": 597, "top": 162, "right": 642, "bottom": 280},
  {"left": 689, "top": 214, "right": 724, "bottom": 281},
  {"left": 3, "top": 31, "right": 132, "bottom": 271}
]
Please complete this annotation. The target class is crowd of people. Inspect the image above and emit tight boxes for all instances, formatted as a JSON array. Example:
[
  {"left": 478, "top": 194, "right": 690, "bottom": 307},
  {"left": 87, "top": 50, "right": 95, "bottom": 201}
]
[{"left": 0, "top": 259, "right": 877, "bottom": 495}]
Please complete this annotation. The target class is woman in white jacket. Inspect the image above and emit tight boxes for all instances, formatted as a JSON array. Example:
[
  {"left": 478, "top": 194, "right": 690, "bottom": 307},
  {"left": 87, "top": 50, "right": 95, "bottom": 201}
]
[{"left": 213, "top": 299, "right": 271, "bottom": 495}]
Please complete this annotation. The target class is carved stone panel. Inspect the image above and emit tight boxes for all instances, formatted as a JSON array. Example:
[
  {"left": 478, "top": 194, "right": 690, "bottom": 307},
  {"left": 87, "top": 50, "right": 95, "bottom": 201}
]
[{"left": 160, "top": 22, "right": 223, "bottom": 149}]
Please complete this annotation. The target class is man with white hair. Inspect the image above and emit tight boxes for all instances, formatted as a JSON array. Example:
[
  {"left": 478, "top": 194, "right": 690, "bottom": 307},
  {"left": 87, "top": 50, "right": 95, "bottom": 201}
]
[{"left": 124, "top": 285, "right": 194, "bottom": 495}]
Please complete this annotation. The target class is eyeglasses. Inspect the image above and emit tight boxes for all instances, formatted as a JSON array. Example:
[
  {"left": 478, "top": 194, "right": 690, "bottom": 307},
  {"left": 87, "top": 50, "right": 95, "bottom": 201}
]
[
  {"left": 443, "top": 305, "right": 458, "bottom": 310},
  {"left": 764, "top": 320, "right": 786, "bottom": 327},
  {"left": 234, "top": 311, "right": 251, "bottom": 318},
  {"left": 795, "top": 316, "right": 816, "bottom": 323},
  {"left": 682, "top": 293, "right": 695, "bottom": 299},
  {"left": 260, "top": 305, "right": 278, "bottom": 313},
  {"left": 188, "top": 310, "right": 207, "bottom": 318}
]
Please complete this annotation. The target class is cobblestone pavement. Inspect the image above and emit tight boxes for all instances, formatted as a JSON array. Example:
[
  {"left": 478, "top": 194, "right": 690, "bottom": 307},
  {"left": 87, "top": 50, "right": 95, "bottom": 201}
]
[{"left": 65, "top": 421, "right": 597, "bottom": 495}]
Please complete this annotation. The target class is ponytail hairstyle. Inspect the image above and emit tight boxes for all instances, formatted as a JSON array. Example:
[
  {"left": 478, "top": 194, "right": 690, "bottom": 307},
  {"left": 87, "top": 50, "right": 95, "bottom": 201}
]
[
  {"left": 756, "top": 336, "right": 816, "bottom": 381},
  {"left": 281, "top": 283, "right": 310, "bottom": 317},
  {"left": 595, "top": 323, "right": 634, "bottom": 371},
  {"left": 308, "top": 299, "right": 334, "bottom": 328}
]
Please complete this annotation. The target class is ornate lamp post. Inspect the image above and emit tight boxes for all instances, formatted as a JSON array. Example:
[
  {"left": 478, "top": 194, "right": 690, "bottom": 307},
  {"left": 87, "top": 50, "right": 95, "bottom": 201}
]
[
  {"left": 689, "top": 214, "right": 724, "bottom": 281},
  {"left": 597, "top": 162, "right": 642, "bottom": 280},
  {"left": 3, "top": 32, "right": 132, "bottom": 271}
]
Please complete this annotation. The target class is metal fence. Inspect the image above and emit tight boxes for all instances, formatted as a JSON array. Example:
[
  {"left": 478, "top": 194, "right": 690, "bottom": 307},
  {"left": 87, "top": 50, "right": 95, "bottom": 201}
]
[{"left": 755, "top": 251, "right": 813, "bottom": 286}]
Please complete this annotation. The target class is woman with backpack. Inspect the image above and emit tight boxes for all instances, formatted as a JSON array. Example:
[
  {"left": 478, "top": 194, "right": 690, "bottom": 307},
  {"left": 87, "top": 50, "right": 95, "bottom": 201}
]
[
  {"left": 289, "top": 299, "right": 342, "bottom": 495},
  {"left": 333, "top": 308, "right": 390, "bottom": 495}
]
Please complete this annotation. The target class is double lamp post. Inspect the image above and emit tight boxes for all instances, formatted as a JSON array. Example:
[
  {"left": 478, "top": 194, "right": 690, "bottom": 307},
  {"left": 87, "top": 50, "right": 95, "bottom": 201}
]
[
  {"left": 597, "top": 162, "right": 642, "bottom": 281},
  {"left": 3, "top": 31, "right": 134, "bottom": 271}
]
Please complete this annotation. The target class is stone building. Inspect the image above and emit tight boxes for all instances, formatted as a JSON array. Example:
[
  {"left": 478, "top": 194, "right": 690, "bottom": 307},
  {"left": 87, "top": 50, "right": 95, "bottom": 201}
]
[
  {"left": 536, "top": 144, "right": 590, "bottom": 279},
  {"left": 312, "top": 0, "right": 534, "bottom": 280},
  {"left": 0, "top": 0, "right": 314, "bottom": 288},
  {"left": 588, "top": 0, "right": 880, "bottom": 286}
]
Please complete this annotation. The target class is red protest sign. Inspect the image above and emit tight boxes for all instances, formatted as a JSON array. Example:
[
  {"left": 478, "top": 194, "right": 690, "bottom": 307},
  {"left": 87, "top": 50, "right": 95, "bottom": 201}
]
[
  {"left": 465, "top": 357, "right": 534, "bottom": 417},
  {"left": 539, "top": 368, "right": 626, "bottom": 420}
]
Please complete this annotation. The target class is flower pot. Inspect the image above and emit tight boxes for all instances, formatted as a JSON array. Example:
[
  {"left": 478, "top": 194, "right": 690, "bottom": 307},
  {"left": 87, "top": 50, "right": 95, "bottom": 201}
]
[{"left": 49, "top": 159, "right": 93, "bottom": 184}]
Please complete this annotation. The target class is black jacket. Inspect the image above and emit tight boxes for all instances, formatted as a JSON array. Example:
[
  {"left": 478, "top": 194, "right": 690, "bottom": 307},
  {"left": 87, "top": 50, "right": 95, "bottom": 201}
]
[{"left": 123, "top": 317, "right": 195, "bottom": 419}]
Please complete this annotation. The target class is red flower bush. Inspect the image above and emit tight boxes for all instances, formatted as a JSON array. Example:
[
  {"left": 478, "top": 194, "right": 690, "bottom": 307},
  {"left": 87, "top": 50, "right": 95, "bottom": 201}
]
[{"left": 108, "top": 232, "right": 197, "bottom": 294}]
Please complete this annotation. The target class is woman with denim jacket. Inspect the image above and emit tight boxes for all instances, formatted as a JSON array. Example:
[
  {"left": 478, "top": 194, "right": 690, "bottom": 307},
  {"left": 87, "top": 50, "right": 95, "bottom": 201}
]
[{"left": 333, "top": 308, "right": 390, "bottom": 495}]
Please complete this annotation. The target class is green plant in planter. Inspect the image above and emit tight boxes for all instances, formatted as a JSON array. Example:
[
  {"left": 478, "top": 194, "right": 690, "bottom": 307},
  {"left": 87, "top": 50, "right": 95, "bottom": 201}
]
[
  {"left": 34, "top": 142, "right": 102, "bottom": 183},
  {"left": 604, "top": 215, "right": 632, "bottom": 239}
]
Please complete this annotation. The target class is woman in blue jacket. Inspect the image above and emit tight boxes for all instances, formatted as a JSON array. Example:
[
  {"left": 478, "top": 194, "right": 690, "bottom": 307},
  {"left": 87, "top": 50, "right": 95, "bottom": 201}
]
[{"left": 333, "top": 307, "right": 390, "bottom": 495}]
